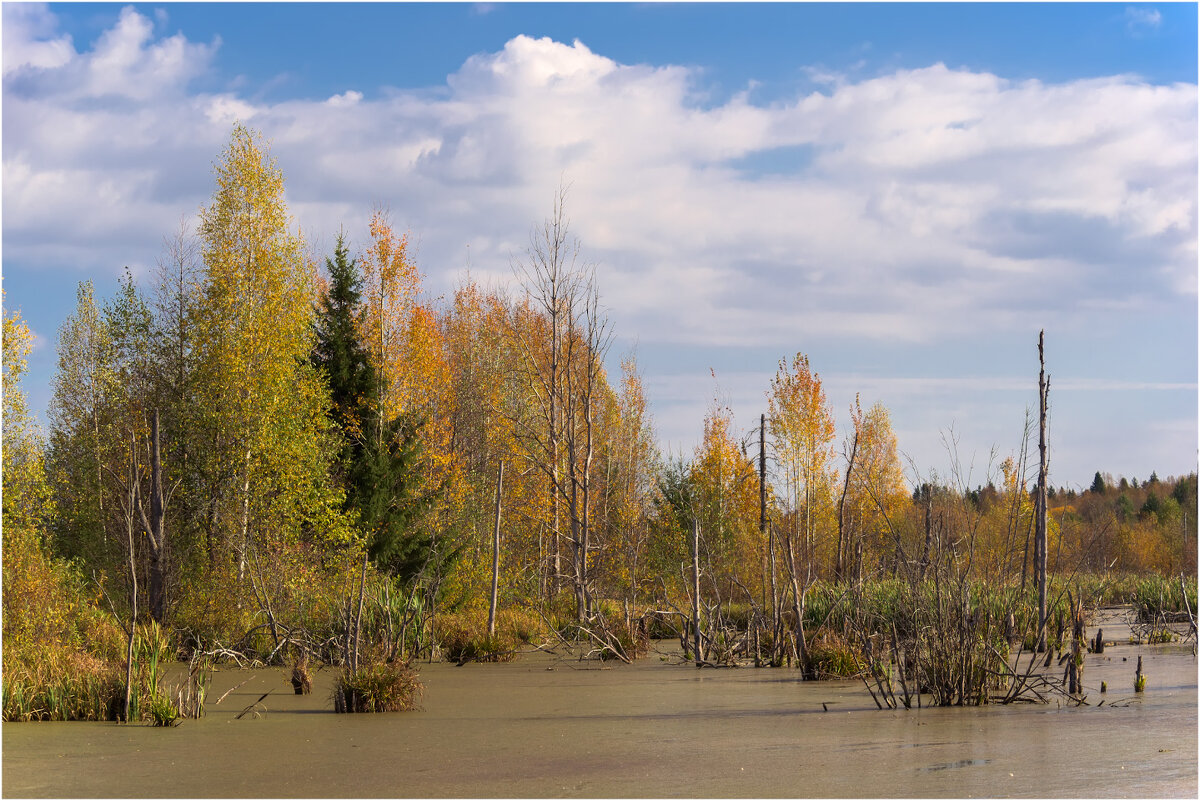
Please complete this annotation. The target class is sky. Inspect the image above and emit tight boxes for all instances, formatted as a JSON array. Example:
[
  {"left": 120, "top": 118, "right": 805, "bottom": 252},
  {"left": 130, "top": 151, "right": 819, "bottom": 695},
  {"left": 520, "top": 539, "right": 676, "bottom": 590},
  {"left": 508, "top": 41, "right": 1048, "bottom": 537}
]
[{"left": 3, "top": 1, "right": 1197, "bottom": 490}]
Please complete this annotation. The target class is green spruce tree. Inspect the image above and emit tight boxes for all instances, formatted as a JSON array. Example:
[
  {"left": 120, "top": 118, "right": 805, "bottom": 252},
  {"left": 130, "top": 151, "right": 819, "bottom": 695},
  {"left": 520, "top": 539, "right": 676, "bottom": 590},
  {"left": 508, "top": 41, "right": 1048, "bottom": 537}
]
[{"left": 313, "top": 234, "right": 448, "bottom": 585}]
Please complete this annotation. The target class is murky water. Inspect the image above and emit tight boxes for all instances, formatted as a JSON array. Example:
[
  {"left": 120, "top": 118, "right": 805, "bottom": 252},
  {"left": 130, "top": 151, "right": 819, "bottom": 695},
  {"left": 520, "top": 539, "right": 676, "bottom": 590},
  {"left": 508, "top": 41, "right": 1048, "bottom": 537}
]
[{"left": 4, "top": 638, "right": 1195, "bottom": 798}]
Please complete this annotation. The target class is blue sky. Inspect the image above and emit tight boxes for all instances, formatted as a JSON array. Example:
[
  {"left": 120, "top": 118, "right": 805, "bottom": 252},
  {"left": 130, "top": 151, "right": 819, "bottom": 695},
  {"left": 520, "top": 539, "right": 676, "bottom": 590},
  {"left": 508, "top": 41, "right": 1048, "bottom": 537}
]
[{"left": 4, "top": 2, "right": 1197, "bottom": 488}]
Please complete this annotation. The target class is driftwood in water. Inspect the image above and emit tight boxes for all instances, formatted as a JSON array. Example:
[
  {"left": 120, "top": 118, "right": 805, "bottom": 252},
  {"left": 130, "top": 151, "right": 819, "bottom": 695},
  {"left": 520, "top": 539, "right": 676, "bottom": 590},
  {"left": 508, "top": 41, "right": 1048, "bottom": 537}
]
[
  {"left": 1134, "top": 654, "right": 1145, "bottom": 692},
  {"left": 1093, "top": 628, "right": 1104, "bottom": 654}
]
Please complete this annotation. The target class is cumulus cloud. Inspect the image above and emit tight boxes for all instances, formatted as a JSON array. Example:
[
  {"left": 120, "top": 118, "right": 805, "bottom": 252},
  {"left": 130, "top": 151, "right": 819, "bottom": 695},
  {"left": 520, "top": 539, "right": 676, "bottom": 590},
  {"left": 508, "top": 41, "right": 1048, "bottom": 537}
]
[{"left": 3, "top": 8, "right": 1195, "bottom": 353}]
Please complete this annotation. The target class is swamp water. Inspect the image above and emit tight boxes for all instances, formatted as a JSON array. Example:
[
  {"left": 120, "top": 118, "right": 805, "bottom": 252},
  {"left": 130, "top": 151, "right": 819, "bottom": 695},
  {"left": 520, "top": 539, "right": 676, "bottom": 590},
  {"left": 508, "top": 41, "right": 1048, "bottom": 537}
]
[{"left": 4, "top": 639, "right": 1196, "bottom": 797}]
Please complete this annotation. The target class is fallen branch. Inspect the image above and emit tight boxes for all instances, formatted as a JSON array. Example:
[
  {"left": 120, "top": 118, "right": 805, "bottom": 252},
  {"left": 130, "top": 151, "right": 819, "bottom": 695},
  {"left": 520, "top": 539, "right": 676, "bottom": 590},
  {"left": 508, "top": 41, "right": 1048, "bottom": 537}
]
[
  {"left": 235, "top": 690, "right": 272, "bottom": 720},
  {"left": 212, "top": 675, "right": 256, "bottom": 707}
]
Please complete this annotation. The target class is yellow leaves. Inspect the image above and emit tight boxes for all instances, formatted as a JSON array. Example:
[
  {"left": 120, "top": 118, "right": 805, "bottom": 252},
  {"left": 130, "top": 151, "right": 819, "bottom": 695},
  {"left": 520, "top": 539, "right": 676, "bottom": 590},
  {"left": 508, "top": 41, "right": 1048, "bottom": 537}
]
[
  {"left": 192, "top": 125, "right": 341, "bottom": 555},
  {"left": 689, "top": 398, "right": 760, "bottom": 586},
  {"left": 768, "top": 353, "right": 836, "bottom": 497},
  {"left": 843, "top": 398, "right": 908, "bottom": 574},
  {"left": 3, "top": 295, "right": 53, "bottom": 539},
  {"left": 359, "top": 210, "right": 423, "bottom": 419}
]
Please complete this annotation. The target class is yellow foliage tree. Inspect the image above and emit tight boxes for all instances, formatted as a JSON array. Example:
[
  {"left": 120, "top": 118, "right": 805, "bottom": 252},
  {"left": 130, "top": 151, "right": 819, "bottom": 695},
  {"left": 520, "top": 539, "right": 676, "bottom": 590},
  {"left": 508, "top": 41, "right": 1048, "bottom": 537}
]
[
  {"left": 191, "top": 125, "right": 349, "bottom": 590},
  {"left": 840, "top": 397, "right": 909, "bottom": 580},
  {"left": 689, "top": 398, "right": 760, "bottom": 597},
  {"left": 768, "top": 353, "right": 837, "bottom": 578}
]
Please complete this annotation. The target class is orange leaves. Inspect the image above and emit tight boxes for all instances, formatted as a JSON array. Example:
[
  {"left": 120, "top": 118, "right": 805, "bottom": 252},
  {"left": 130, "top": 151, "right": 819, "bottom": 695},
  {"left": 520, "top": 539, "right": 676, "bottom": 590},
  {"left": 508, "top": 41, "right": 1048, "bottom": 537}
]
[{"left": 359, "top": 211, "right": 423, "bottom": 419}]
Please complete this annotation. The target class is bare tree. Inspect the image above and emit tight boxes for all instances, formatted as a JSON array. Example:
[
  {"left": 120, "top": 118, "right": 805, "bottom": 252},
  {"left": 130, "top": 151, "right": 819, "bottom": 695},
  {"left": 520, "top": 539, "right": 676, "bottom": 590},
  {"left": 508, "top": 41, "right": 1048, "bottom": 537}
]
[
  {"left": 1035, "top": 331, "right": 1050, "bottom": 651},
  {"left": 510, "top": 184, "right": 611, "bottom": 621}
]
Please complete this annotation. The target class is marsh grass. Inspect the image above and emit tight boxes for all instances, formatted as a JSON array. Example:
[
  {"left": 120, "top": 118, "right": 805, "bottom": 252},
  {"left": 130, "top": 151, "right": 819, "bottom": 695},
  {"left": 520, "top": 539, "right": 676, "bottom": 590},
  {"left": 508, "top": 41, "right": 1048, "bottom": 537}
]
[
  {"left": 437, "top": 608, "right": 547, "bottom": 663},
  {"left": 1, "top": 620, "right": 180, "bottom": 723},
  {"left": 332, "top": 659, "right": 422, "bottom": 713},
  {"left": 806, "top": 631, "right": 864, "bottom": 678}
]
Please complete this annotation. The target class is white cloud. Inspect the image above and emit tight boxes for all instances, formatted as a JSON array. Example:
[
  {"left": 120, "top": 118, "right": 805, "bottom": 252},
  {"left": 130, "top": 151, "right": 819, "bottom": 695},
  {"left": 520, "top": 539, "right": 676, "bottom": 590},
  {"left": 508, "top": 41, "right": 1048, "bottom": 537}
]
[{"left": 5, "top": 14, "right": 1195, "bottom": 337}]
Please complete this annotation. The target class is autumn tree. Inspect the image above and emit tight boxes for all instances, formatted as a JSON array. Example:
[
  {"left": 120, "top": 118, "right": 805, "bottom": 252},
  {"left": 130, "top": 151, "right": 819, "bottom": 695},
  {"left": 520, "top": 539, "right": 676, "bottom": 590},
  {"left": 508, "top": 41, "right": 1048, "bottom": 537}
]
[
  {"left": 594, "top": 355, "right": 660, "bottom": 605},
  {"left": 3, "top": 296, "right": 53, "bottom": 546},
  {"left": 314, "top": 232, "right": 445, "bottom": 586},
  {"left": 689, "top": 397, "right": 760, "bottom": 597},
  {"left": 838, "top": 397, "right": 908, "bottom": 582},
  {"left": 190, "top": 124, "right": 349, "bottom": 590},
  {"left": 768, "top": 353, "right": 837, "bottom": 578}
]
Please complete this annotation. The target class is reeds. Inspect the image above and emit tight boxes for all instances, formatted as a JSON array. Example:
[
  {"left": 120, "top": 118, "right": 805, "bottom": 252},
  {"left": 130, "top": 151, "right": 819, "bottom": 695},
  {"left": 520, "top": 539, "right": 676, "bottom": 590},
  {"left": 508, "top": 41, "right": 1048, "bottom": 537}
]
[
  {"left": 437, "top": 608, "right": 547, "bottom": 664},
  {"left": 1, "top": 619, "right": 181, "bottom": 723},
  {"left": 332, "top": 659, "right": 422, "bottom": 713}
]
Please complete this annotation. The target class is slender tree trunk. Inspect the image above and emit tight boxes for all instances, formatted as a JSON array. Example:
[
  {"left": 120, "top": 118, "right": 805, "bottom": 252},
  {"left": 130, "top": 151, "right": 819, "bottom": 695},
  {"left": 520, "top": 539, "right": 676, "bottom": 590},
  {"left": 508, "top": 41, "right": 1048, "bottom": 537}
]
[
  {"left": 238, "top": 446, "right": 251, "bottom": 583},
  {"left": 691, "top": 519, "right": 703, "bottom": 666},
  {"left": 837, "top": 429, "right": 859, "bottom": 582},
  {"left": 145, "top": 409, "right": 167, "bottom": 623},
  {"left": 123, "top": 436, "right": 138, "bottom": 723},
  {"left": 785, "top": 529, "right": 811, "bottom": 676},
  {"left": 353, "top": 546, "right": 369, "bottom": 672},
  {"left": 1036, "top": 330, "right": 1049, "bottom": 651},
  {"left": 488, "top": 461, "right": 504, "bottom": 637},
  {"left": 769, "top": 523, "right": 779, "bottom": 643},
  {"left": 759, "top": 413, "right": 767, "bottom": 608},
  {"left": 919, "top": 489, "right": 933, "bottom": 583}
]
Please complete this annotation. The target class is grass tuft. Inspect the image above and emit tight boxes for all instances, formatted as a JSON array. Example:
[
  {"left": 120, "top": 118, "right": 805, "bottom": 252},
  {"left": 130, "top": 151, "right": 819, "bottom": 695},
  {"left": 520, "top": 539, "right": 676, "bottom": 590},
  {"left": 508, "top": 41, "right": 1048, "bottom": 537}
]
[{"left": 332, "top": 660, "right": 422, "bottom": 713}]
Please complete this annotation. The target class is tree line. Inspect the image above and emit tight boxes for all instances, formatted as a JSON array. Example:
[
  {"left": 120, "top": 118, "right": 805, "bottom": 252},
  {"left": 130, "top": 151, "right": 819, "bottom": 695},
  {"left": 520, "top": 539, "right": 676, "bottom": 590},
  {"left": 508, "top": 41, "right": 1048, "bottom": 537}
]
[{"left": 4, "top": 126, "right": 1195, "bottom": 676}]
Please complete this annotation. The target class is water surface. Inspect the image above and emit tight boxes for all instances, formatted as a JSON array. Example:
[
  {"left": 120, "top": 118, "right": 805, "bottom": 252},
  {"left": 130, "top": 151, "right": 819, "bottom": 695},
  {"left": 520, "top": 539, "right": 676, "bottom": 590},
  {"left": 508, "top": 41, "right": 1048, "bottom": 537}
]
[{"left": 3, "top": 641, "right": 1195, "bottom": 797}]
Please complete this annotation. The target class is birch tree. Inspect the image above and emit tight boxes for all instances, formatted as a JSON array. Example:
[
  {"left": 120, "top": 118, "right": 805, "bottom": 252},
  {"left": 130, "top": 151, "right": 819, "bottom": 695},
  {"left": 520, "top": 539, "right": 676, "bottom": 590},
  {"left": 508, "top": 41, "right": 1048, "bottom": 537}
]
[{"left": 191, "top": 124, "right": 348, "bottom": 585}]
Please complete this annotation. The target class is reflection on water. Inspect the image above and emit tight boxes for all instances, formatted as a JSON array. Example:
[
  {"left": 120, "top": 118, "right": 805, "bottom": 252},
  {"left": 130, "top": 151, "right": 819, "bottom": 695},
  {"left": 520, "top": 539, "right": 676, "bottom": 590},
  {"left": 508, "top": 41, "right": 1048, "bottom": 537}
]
[{"left": 3, "top": 642, "right": 1196, "bottom": 798}]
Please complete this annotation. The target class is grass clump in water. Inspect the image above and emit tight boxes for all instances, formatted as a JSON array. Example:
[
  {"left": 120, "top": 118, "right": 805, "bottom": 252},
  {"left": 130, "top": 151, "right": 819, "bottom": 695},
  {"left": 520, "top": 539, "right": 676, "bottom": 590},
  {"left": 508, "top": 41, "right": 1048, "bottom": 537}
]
[
  {"left": 332, "top": 660, "right": 422, "bottom": 713},
  {"left": 438, "top": 608, "right": 547, "bottom": 663},
  {"left": 806, "top": 631, "right": 864, "bottom": 678}
]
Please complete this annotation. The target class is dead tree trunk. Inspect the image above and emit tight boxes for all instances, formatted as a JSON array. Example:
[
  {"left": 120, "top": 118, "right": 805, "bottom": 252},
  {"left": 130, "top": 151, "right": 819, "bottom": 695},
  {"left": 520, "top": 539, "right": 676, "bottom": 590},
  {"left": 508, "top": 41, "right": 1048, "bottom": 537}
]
[
  {"left": 691, "top": 519, "right": 703, "bottom": 665},
  {"left": 919, "top": 486, "right": 933, "bottom": 583},
  {"left": 759, "top": 413, "right": 768, "bottom": 607},
  {"left": 1068, "top": 592, "right": 1084, "bottom": 696},
  {"left": 121, "top": 435, "right": 139, "bottom": 723},
  {"left": 1036, "top": 330, "right": 1050, "bottom": 652},
  {"left": 488, "top": 461, "right": 504, "bottom": 637},
  {"left": 784, "top": 527, "right": 812, "bottom": 677},
  {"left": 837, "top": 426, "right": 859, "bottom": 582}
]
